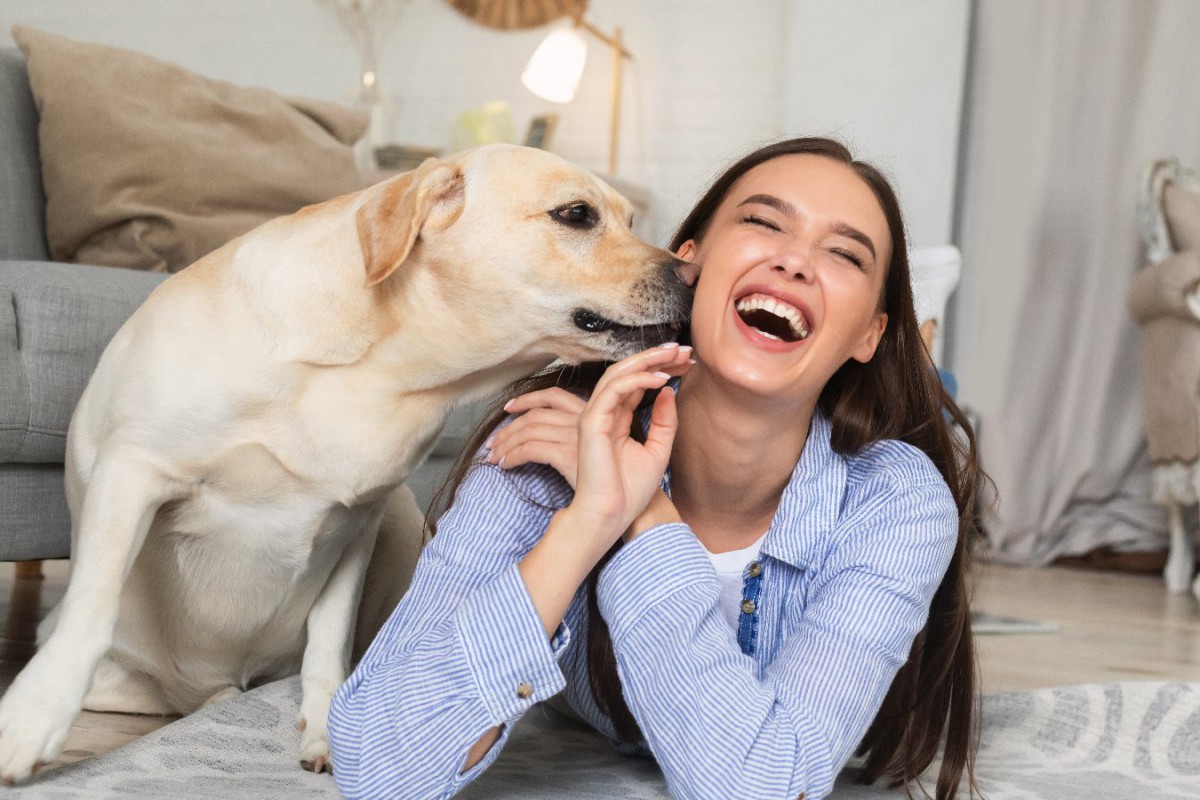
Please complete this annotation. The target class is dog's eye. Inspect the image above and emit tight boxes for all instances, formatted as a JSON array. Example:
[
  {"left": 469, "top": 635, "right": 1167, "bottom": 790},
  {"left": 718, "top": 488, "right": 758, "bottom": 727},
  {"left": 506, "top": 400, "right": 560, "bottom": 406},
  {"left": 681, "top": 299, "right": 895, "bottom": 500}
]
[{"left": 551, "top": 202, "right": 598, "bottom": 228}]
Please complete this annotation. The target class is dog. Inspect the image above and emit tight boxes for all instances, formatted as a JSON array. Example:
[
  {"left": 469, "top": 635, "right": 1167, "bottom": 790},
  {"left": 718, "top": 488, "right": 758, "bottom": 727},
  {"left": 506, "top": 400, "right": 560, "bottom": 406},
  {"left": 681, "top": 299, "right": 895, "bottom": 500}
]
[{"left": 0, "top": 144, "right": 695, "bottom": 782}]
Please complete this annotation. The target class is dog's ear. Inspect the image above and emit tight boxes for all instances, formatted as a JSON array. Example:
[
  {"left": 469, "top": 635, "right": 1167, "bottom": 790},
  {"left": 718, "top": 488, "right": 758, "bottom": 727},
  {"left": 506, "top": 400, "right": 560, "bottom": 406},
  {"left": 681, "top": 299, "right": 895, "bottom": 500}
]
[{"left": 357, "top": 157, "right": 466, "bottom": 287}]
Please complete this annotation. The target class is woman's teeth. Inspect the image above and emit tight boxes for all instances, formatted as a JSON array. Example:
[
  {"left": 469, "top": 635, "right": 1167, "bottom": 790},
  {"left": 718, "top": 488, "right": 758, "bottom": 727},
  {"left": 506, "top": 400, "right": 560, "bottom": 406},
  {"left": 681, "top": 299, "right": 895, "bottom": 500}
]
[{"left": 735, "top": 295, "right": 810, "bottom": 342}]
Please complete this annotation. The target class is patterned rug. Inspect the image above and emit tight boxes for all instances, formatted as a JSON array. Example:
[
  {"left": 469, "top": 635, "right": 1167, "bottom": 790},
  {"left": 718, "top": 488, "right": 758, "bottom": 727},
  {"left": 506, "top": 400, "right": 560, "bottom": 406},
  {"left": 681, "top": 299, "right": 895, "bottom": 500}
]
[{"left": 9, "top": 679, "right": 1198, "bottom": 799}]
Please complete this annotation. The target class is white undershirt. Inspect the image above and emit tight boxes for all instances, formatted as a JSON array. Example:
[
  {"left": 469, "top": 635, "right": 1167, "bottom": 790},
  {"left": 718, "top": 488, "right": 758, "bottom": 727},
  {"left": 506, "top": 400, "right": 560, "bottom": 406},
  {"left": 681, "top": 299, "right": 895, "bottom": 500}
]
[{"left": 703, "top": 531, "right": 769, "bottom": 631}]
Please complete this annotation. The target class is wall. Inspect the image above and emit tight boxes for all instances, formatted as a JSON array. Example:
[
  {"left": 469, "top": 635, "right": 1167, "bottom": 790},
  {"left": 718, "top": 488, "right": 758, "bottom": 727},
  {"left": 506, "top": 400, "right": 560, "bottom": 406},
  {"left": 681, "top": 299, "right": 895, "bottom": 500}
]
[
  {"left": 784, "top": 0, "right": 970, "bottom": 248},
  {"left": 2, "top": 0, "right": 968, "bottom": 247}
]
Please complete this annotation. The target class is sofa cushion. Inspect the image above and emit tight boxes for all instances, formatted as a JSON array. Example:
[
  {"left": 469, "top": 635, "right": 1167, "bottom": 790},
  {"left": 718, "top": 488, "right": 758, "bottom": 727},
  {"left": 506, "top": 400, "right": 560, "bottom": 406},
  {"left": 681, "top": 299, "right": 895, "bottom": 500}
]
[
  {"left": 0, "top": 48, "right": 50, "bottom": 262},
  {"left": 0, "top": 260, "right": 167, "bottom": 463},
  {"left": 0, "top": 464, "right": 70, "bottom": 559},
  {"left": 12, "top": 25, "right": 367, "bottom": 273}
]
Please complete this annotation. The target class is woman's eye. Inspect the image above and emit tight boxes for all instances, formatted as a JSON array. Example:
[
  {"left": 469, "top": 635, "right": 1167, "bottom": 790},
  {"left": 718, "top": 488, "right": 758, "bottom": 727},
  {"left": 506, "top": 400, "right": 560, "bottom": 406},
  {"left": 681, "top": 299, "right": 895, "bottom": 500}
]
[
  {"left": 743, "top": 215, "right": 781, "bottom": 231},
  {"left": 552, "top": 202, "right": 597, "bottom": 228},
  {"left": 832, "top": 249, "right": 865, "bottom": 269}
]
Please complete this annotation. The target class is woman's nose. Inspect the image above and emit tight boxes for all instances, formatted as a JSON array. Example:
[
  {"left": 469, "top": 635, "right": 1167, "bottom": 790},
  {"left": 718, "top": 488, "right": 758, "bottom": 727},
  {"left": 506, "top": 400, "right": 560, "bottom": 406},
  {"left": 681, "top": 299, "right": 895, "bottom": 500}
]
[{"left": 770, "top": 246, "right": 814, "bottom": 281}]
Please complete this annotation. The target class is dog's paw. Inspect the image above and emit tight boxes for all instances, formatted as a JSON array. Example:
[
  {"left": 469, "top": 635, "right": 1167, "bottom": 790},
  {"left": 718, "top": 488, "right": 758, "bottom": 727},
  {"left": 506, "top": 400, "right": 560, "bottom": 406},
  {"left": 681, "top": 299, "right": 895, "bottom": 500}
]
[
  {"left": 299, "top": 724, "right": 332, "bottom": 774},
  {"left": 0, "top": 684, "right": 77, "bottom": 784}
]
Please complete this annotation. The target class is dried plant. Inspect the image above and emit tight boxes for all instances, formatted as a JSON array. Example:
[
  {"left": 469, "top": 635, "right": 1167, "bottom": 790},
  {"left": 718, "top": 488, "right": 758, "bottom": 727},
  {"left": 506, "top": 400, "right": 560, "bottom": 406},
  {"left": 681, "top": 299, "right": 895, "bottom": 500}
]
[{"left": 319, "top": 0, "right": 414, "bottom": 79}]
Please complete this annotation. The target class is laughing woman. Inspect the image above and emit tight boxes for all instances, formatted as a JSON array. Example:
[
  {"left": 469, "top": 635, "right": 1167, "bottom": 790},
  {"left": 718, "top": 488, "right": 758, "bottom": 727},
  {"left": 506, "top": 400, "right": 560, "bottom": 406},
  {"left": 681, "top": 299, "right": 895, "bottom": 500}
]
[{"left": 328, "top": 138, "right": 982, "bottom": 800}]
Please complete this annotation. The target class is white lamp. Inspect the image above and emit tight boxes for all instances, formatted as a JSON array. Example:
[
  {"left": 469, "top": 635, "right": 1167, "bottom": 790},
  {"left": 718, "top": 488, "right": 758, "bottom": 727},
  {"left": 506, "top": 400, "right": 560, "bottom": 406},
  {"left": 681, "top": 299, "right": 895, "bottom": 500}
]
[
  {"left": 521, "top": 20, "right": 630, "bottom": 175},
  {"left": 521, "top": 27, "right": 588, "bottom": 103}
]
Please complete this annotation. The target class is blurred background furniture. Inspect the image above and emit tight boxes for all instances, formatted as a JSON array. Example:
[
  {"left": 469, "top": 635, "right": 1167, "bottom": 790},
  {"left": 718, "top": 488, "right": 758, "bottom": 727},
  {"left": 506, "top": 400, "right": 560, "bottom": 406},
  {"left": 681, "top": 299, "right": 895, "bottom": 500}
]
[
  {"left": 0, "top": 48, "right": 169, "bottom": 568},
  {"left": 910, "top": 245, "right": 962, "bottom": 371},
  {"left": 1129, "top": 157, "right": 1200, "bottom": 600}
]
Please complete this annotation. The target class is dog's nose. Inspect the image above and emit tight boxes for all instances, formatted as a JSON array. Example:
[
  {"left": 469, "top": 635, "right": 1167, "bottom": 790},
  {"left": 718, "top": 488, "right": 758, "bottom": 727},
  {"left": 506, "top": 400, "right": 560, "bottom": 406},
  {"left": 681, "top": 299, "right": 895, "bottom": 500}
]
[{"left": 669, "top": 259, "right": 699, "bottom": 288}]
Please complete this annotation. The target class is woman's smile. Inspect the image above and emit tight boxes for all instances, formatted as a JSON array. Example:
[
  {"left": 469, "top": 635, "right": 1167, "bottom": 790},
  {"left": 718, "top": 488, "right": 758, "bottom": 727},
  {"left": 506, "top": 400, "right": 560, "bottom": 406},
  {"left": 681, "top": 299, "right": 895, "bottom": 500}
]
[{"left": 729, "top": 285, "right": 815, "bottom": 353}]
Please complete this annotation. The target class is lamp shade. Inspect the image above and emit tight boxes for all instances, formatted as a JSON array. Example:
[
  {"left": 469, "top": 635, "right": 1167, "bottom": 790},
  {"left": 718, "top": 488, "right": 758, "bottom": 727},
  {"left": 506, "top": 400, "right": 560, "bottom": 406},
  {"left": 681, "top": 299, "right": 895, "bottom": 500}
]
[{"left": 521, "top": 27, "right": 588, "bottom": 103}]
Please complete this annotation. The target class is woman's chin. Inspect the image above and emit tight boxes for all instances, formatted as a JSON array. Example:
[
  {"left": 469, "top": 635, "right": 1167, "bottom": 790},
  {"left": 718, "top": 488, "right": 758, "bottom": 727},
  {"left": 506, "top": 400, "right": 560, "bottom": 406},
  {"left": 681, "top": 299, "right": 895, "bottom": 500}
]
[{"left": 696, "top": 355, "right": 794, "bottom": 400}]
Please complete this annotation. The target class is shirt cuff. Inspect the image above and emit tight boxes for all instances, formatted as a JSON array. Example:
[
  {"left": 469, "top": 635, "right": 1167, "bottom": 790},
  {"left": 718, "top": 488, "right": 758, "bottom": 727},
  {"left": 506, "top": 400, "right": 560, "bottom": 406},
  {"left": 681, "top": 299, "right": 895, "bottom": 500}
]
[
  {"left": 596, "top": 522, "right": 716, "bottom": 640},
  {"left": 454, "top": 561, "right": 570, "bottom": 723}
]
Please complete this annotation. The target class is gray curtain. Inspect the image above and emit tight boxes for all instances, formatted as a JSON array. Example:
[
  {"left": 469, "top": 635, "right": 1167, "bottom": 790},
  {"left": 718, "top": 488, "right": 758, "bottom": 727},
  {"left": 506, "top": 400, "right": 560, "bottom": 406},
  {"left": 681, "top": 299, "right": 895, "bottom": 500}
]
[{"left": 948, "top": 0, "right": 1200, "bottom": 564}]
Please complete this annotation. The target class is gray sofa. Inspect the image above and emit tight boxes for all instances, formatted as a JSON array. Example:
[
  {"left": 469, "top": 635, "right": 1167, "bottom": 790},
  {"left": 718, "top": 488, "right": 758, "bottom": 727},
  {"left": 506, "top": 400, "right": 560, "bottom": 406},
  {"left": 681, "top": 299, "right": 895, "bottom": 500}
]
[
  {"left": 0, "top": 48, "right": 476, "bottom": 562},
  {"left": 0, "top": 48, "right": 170, "bottom": 561}
]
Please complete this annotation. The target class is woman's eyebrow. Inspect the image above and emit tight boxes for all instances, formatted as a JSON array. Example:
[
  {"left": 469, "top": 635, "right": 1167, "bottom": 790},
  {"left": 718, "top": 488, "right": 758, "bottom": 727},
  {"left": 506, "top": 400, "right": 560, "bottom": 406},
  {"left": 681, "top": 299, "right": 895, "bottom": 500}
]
[
  {"left": 738, "top": 194, "right": 877, "bottom": 261},
  {"left": 738, "top": 193, "right": 796, "bottom": 217},
  {"left": 830, "top": 222, "right": 877, "bottom": 261}
]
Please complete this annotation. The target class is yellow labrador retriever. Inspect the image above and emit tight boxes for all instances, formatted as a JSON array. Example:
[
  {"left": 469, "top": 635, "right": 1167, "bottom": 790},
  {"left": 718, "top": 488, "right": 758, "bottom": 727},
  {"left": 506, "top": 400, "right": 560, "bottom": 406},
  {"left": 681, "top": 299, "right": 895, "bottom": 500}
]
[{"left": 0, "top": 144, "right": 695, "bottom": 782}]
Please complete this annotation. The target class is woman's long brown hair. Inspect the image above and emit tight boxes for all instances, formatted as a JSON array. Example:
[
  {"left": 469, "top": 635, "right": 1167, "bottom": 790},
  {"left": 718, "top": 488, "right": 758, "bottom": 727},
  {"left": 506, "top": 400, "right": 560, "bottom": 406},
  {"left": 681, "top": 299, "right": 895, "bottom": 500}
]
[{"left": 428, "top": 137, "right": 983, "bottom": 799}]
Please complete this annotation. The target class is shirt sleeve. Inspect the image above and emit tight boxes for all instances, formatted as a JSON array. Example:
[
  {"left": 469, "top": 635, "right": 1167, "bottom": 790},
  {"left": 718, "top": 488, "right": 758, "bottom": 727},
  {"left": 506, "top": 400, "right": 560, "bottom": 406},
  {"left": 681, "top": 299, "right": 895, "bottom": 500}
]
[
  {"left": 328, "top": 459, "right": 572, "bottom": 800},
  {"left": 595, "top": 474, "right": 957, "bottom": 800}
]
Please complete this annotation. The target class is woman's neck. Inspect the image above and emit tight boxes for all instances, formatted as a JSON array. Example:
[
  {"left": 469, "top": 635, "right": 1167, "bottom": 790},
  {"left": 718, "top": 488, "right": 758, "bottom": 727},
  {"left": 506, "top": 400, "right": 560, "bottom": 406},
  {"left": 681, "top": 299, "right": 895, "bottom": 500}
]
[{"left": 670, "top": 369, "right": 816, "bottom": 553}]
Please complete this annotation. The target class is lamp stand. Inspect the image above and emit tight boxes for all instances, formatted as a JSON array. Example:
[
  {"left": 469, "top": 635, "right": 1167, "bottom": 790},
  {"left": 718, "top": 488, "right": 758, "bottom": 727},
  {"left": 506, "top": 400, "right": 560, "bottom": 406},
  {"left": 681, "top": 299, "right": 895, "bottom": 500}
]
[
  {"left": 574, "top": 19, "right": 630, "bottom": 176},
  {"left": 607, "top": 26, "right": 622, "bottom": 175}
]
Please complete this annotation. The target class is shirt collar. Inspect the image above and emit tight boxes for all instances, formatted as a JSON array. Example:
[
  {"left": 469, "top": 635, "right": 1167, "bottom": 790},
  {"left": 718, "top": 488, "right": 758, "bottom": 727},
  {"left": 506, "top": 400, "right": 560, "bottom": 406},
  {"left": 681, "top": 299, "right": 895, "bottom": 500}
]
[{"left": 759, "top": 409, "right": 846, "bottom": 570}]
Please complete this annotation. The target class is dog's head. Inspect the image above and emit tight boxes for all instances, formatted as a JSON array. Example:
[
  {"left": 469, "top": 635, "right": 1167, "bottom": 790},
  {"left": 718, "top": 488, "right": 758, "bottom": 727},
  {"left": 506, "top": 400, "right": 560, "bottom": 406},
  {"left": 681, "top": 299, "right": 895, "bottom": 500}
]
[{"left": 356, "top": 144, "right": 695, "bottom": 364}]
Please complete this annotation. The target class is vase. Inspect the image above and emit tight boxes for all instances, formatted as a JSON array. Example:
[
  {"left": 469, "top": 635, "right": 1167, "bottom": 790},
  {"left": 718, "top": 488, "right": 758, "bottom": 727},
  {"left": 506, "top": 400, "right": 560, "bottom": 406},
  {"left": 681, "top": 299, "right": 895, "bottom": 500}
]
[{"left": 348, "top": 68, "right": 396, "bottom": 171}]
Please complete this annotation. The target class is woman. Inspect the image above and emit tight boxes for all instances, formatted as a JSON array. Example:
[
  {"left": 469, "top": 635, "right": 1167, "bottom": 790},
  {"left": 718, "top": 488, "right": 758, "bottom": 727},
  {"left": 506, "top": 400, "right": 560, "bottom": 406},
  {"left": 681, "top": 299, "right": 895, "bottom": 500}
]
[{"left": 328, "top": 137, "right": 982, "bottom": 800}]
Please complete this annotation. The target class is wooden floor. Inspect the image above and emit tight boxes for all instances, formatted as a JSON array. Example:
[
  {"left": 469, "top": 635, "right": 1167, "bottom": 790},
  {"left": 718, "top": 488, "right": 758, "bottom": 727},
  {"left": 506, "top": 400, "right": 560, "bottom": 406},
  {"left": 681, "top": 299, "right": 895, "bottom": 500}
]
[{"left": 0, "top": 558, "right": 1197, "bottom": 776}]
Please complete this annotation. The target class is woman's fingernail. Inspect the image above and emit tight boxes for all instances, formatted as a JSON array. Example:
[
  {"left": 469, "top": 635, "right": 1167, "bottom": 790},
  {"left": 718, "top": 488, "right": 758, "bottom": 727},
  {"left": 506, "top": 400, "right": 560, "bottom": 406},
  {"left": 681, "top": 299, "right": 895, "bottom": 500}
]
[
  {"left": 657, "top": 341, "right": 679, "bottom": 349},
  {"left": 497, "top": 455, "right": 506, "bottom": 468},
  {"left": 654, "top": 371, "right": 670, "bottom": 380},
  {"left": 503, "top": 399, "right": 514, "bottom": 411},
  {"left": 678, "top": 345, "right": 693, "bottom": 355},
  {"left": 485, "top": 435, "right": 495, "bottom": 449},
  {"left": 687, "top": 358, "right": 697, "bottom": 365}
]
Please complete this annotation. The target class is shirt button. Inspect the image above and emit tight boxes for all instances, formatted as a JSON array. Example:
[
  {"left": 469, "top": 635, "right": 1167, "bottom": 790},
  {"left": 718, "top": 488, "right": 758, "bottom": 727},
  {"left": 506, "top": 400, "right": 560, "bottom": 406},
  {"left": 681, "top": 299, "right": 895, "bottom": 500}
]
[
  {"left": 516, "top": 682, "right": 533, "bottom": 699},
  {"left": 746, "top": 561, "right": 763, "bottom": 578},
  {"left": 741, "top": 599, "right": 756, "bottom": 614}
]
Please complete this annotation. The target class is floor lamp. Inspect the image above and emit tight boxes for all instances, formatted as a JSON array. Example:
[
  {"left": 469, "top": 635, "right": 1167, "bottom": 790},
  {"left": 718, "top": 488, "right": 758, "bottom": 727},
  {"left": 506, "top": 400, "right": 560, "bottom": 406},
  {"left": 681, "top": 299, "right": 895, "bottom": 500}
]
[{"left": 520, "top": 20, "right": 632, "bottom": 175}]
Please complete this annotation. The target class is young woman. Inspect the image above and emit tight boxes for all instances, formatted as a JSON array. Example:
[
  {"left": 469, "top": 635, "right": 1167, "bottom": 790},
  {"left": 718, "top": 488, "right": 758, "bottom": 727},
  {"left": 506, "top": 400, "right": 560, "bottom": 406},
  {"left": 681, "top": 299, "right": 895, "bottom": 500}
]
[{"left": 328, "top": 137, "right": 982, "bottom": 800}]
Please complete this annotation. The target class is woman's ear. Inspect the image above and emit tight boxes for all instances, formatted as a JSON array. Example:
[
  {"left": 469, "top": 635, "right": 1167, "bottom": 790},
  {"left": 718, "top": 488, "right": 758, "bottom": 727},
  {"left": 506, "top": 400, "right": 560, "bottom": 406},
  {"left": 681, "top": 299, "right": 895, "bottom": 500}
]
[
  {"left": 675, "top": 239, "right": 697, "bottom": 262},
  {"left": 852, "top": 312, "right": 888, "bottom": 363}
]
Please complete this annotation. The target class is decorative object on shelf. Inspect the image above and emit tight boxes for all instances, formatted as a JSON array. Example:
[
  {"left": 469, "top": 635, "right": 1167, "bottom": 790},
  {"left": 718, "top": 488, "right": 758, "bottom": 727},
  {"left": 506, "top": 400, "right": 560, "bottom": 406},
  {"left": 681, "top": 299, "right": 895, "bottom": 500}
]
[
  {"left": 523, "top": 113, "right": 558, "bottom": 150},
  {"left": 321, "top": 0, "right": 414, "bottom": 169},
  {"left": 450, "top": 100, "right": 515, "bottom": 151},
  {"left": 445, "top": 0, "right": 632, "bottom": 175},
  {"left": 374, "top": 143, "right": 443, "bottom": 172},
  {"left": 1128, "top": 157, "right": 1200, "bottom": 601}
]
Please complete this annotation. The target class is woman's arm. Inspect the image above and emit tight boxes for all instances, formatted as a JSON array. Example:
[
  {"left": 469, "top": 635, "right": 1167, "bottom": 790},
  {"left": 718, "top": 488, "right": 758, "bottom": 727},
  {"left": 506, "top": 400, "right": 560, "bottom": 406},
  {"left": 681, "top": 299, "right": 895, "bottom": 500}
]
[
  {"left": 463, "top": 503, "right": 614, "bottom": 771},
  {"left": 596, "top": 469, "right": 957, "bottom": 800},
  {"left": 329, "top": 346, "right": 690, "bottom": 799},
  {"left": 327, "top": 460, "right": 578, "bottom": 800}
]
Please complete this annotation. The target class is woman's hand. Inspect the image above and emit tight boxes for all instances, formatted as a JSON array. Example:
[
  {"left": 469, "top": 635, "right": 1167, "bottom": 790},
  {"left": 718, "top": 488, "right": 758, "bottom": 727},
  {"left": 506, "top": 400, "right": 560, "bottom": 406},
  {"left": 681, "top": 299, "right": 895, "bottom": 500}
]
[
  {"left": 568, "top": 344, "right": 693, "bottom": 540},
  {"left": 485, "top": 387, "right": 586, "bottom": 487},
  {"left": 487, "top": 344, "right": 692, "bottom": 491}
]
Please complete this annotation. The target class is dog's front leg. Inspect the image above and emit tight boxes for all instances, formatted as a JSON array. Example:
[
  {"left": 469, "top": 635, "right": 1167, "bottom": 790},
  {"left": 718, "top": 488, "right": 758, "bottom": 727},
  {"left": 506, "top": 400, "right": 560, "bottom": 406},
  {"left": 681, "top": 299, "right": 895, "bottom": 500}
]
[
  {"left": 0, "top": 455, "right": 178, "bottom": 783},
  {"left": 297, "top": 515, "right": 381, "bottom": 774}
]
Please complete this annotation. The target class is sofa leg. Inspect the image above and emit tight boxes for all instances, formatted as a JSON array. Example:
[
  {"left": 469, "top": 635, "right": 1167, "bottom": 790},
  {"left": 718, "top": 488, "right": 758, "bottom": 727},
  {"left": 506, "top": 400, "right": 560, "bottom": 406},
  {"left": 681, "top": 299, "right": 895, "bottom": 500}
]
[{"left": 15, "top": 560, "right": 43, "bottom": 580}]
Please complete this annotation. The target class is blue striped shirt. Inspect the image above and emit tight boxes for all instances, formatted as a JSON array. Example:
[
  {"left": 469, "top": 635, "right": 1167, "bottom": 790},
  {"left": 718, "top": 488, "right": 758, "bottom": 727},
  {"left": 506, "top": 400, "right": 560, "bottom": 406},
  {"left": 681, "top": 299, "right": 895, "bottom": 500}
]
[{"left": 328, "top": 410, "right": 957, "bottom": 800}]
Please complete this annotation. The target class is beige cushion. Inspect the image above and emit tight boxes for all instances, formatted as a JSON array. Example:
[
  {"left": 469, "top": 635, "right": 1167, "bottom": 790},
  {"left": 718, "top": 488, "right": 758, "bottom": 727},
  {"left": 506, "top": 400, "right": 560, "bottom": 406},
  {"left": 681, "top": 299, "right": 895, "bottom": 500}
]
[
  {"left": 1165, "top": 181, "right": 1200, "bottom": 253},
  {"left": 13, "top": 25, "right": 368, "bottom": 273}
]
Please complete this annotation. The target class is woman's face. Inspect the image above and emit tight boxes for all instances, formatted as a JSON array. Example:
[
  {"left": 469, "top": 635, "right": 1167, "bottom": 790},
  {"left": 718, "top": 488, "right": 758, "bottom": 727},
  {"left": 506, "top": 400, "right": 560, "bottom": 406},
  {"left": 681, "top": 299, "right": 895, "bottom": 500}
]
[{"left": 678, "top": 154, "right": 891, "bottom": 404}]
